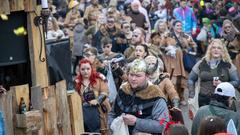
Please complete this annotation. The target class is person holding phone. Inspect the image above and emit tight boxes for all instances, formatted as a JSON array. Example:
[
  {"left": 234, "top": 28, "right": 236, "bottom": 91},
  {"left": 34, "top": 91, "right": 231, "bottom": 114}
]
[{"left": 188, "top": 39, "right": 239, "bottom": 107}]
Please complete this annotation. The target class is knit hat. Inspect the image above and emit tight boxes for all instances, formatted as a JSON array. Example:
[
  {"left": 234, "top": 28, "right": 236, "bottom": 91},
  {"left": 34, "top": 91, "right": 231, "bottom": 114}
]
[{"left": 214, "top": 82, "right": 236, "bottom": 97}]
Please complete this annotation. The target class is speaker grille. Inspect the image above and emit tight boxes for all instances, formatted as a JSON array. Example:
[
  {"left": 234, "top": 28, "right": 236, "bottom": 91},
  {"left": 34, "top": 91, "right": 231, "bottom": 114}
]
[{"left": 0, "top": 11, "right": 29, "bottom": 66}]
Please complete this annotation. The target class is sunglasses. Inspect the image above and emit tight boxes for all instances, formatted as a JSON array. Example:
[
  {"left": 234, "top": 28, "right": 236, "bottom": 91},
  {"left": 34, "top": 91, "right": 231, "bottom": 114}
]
[{"left": 123, "top": 25, "right": 130, "bottom": 29}]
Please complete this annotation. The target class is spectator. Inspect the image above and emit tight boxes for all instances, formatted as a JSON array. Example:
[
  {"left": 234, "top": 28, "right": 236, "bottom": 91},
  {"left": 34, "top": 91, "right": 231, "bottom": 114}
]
[
  {"left": 188, "top": 39, "right": 239, "bottom": 107},
  {"left": 151, "top": 20, "right": 170, "bottom": 48},
  {"left": 78, "top": 0, "right": 91, "bottom": 17},
  {"left": 64, "top": 0, "right": 81, "bottom": 49},
  {"left": 145, "top": 55, "right": 180, "bottom": 108},
  {"left": 154, "top": 3, "right": 168, "bottom": 23},
  {"left": 124, "top": 27, "right": 146, "bottom": 59},
  {"left": 173, "top": 0, "right": 197, "bottom": 35},
  {"left": 127, "top": 0, "right": 147, "bottom": 29},
  {"left": 134, "top": 44, "right": 149, "bottom": 59},
  {"left": 191, "top": 82, "right": 240, "bottom": 135},
  {"left": 83, "top": 0, "right": 103, "bottom": 23},
  {"left": 97, "top": 37, "right": 127, "bottom": 89},
  {"left": 75, "top": 59, "right": 111, "bottom": 135},
  {"left": 221, "top": 19, "right": 240, "bottom": 75},
  {"left": 171, "top": 20, "right": 197, "bottom": 72},
  {"left": 115, "top": 21, "right": 132, "bottom": 54},
  {"left": 108, "top": 59, "right": 169, "bottom": 134},
  {"left": 98, "top": 37, "right": 120, "bottom": 62},
  {"left": 64, "top": 0, "right": 81, "bottom": 36},
  {"left": 83, "top": 47, "right": 102, "bottom": 70},
  {"left": 72, "top": 21, "right": 87, "bottom": 75},
  {"left": 197, "top": 116, "right": 226, "bottom": 135},
  {"left": 46, "top": 17, "right": 65, "bottom": 40}
]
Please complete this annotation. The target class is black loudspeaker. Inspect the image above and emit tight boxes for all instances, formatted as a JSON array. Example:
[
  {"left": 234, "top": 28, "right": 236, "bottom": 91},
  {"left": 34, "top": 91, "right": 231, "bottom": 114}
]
[
  {"left": 46, "top": 38, "right": 73, "bottom": 90},
  {"left": 0, "top": 11, "right": 29, "bottom": 66}
]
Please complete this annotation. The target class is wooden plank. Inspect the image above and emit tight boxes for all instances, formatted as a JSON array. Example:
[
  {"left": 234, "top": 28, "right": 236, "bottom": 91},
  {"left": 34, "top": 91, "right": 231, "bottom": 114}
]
[
  {"left": 55, "top": 80, "right": 72, "bottom": 135},
  {"left": 9, "top": 0, "right": 24, "bottom": 12},
  {"left": 31, "top": 86, "right": 44, "bottom": 135},
  {"left": 68, "top": 92, "right": 84, "bottom": 135},
  {"left": 31, "top": 86, "right": 43, "bottom": 110},
  {"left": 42, "top": 86, "right": 58, "bottom": 135},
  {"left": 0, "top": 0, "right": 10, "bottom": 14},
  {"left": 10, "top": 84, "right": 30, "bottom": 135},
  {"left": 27, "top": 11, "right": 49, "bottom": 88},
  {"left": 15, "top": 110, "right": 42, "bottom": 132},
  {"left": 0, "top": 91, "right": 14, "bottom": 135},
  {"left": 11, "top": 84, "right": 30, "bottom": 114},
  {"left": 24, "top": 0, "right": 36, "bottom": 12}
]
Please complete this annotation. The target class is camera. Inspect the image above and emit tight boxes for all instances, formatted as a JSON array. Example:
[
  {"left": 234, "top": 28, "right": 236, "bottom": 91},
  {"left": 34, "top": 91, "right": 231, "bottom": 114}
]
[{"left": 83, "top": 90, "right": 95, "bottom": 102}]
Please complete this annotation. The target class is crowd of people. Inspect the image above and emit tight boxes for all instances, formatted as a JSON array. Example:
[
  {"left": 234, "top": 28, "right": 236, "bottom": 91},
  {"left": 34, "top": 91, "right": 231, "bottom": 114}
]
[{"left": 46, "top": 0, "right": 240, "bottom": 134}]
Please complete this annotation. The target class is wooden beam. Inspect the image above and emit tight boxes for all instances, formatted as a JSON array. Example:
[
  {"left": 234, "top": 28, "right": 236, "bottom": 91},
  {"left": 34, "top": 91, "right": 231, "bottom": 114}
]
[
  {"left": 31, "top": 86, "right": 43, "bottom": 111},
  {"left": 15, "top": 110, "right": 42, "bottom": 132},
  {"left": 0, "top": 91, "right": 14, "bottom": 135},
  {"left": 10, "top": 84, "right": 30, "bottom": 135},
  {"left": 9, "top": 0, "right": 24, "bottom": 12},
  {"left": 0, "top": 0, "right": 10, "bottom": 14},
  {"left": 42, "top": 86, "right": 58, "bottom": 135},
  {"left": 24, "top": 0, "right": 37, "bottom": 12},
  {"left": 55, "top": 80, "right": 72, "bottom": 135},
  {"left": 68, "top": 92, "right": 84, "bottom": 135},
  {"left": 27, "top": 10, "right": 49, "bottom": 88},
  {"left": 31, "top": 86, "right": 44, "bottom": 135},
  {"left": 11, "top": 84, "right": 30, "bottom": 114}
]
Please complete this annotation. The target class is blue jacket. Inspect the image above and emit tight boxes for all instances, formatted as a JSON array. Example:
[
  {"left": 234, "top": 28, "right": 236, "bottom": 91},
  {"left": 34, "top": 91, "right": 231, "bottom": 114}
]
[{"left": 173, "top": 6, "right": 197, "bottom": 34}]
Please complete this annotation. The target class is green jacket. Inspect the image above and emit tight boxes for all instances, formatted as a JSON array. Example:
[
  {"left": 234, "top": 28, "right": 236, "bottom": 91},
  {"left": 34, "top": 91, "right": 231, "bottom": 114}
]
[{"left": 191, "top": 100, "right": 240, "bottom": 135}]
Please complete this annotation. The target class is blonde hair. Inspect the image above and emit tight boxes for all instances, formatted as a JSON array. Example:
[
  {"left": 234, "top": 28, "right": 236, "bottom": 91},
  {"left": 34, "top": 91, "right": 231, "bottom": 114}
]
[
  {"left": 154, "top": 20, "right": 168, "bottom": 33},
  {"left": 204, "top": 39, "right": 231, "bottom": 63}
]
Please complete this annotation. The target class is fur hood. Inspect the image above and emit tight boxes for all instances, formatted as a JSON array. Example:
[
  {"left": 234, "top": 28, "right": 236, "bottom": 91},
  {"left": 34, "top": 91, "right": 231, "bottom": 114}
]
[{"left": 120, "top": 81, "right": 166, "bottom": 100}]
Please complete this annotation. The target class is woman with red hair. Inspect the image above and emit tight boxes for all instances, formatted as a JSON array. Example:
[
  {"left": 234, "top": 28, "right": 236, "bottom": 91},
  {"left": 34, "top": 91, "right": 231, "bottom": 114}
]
[{"left": 75, "top": 59, "right": 110, "bottom": 135}]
